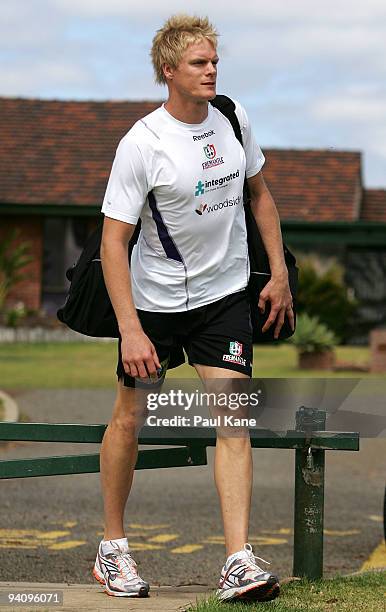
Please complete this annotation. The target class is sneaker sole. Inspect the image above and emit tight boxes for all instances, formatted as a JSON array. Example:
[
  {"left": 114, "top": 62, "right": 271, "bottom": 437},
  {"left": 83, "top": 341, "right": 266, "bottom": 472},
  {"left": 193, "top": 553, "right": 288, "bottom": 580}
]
[
  {"left": 242, "top": 579, "right": 280, "bottom": 602},
  {"left": 217, "top": 577, "right": 280, "bottom": 602},
  {"left": 92, "top": 566, "right": 149, "bottom": 598}
]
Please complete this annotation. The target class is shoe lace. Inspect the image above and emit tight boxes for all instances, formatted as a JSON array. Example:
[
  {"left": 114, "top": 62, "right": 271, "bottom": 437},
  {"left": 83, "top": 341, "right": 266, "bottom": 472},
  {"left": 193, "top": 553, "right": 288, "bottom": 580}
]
[
  {"left": 107, "top": 550, "right": 139, "bottom": 579},
  {"left": 243, "top": 543, "right": 271, "bottom": 572}
]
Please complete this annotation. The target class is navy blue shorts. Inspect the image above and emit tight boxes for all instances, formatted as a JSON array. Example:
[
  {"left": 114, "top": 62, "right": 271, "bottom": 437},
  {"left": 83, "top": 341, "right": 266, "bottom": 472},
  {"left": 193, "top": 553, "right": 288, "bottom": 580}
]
[{"left": 117, "top": 289, "right": 253, "bottom": 388}]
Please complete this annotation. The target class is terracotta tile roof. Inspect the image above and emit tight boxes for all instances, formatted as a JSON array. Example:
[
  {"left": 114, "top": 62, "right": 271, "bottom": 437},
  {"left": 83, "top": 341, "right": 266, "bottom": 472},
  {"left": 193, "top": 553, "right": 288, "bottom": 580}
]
[
  {"left": 361, "top": 189, "right": 386, "bottom": 222},
  {"left": 262, "top": 149, "right": 362, "bottom": 222},
  {"left": 0, "top": 97, "right": 363, "bottom": 221},
  {"left": 0, "top": 97, "right": 161, "bottom": 207}
]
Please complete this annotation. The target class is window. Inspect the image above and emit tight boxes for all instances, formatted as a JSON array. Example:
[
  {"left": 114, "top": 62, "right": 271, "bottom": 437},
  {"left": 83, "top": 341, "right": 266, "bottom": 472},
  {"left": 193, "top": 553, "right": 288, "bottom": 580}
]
[{"left": 41, "top": 217, "right": 91, "bottom": 313}]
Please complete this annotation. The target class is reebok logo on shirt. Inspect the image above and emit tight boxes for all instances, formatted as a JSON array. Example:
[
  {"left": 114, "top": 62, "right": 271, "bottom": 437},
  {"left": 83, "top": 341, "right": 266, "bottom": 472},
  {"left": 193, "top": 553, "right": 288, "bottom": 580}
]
[{"left": 193, "top": 130, "right": 215, "bottom": 141}]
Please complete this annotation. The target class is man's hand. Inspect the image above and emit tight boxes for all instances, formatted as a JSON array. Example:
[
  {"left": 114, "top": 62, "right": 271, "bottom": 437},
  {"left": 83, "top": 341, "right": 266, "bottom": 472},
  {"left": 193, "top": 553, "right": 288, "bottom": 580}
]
[
  {"left": 121, "top": 330, "right": 161, "bottom": 379},
  {"left": 258, "top": 275, "right": 295, "bottom": 339}
]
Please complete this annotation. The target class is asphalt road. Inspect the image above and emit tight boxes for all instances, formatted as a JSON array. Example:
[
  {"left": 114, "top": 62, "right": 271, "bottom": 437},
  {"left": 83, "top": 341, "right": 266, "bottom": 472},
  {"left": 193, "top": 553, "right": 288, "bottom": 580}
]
[{"left": 0, "top": 389, "right": 385, "bottom": 588}]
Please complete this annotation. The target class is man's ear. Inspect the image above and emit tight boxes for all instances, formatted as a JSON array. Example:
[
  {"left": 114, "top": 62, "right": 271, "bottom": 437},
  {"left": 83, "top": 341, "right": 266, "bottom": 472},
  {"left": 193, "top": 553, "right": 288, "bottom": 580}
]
[{"left": 162, "top": 63, "right": 174, "bottom": 81}]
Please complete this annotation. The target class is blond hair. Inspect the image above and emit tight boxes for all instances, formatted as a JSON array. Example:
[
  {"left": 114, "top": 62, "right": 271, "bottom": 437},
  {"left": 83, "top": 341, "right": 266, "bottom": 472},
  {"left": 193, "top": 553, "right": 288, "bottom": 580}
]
[{"left": 151, "top": 14, "right": 218, "bottom": 85}]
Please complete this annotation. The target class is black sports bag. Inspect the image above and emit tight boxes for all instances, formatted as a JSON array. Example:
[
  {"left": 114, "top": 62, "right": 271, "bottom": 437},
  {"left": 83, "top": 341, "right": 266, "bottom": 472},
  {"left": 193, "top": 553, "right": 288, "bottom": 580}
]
[
  {"left": 211, "top": 95, "right": 298, "bottom": 342},
  {"left": 57, "top": 95, "right": 298, "bottom": 342},
  {"left": 57, "top": 222, "right": 139, "bottom": 337}
]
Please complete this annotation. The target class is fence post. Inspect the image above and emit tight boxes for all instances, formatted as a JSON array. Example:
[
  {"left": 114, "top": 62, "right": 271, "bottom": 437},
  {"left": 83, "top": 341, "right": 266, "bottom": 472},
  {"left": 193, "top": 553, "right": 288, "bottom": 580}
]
[{"left": 293, "top": 406, "right": 326, "bottom": 580}]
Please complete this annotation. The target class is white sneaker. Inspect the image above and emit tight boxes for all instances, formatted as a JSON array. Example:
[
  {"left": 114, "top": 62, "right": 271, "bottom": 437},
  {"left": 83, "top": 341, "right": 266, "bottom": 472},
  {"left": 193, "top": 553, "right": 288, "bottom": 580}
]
[
  {"left": 216, "top": 543, "right": 280, "bottom": 602},
  {"left": 92, "top": 539, "right": 150, "bottom": 597}
]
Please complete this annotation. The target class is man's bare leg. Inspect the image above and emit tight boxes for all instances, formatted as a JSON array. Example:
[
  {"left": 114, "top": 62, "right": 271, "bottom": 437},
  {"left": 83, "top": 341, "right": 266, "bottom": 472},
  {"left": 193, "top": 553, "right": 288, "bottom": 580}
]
[
  {"left": 100, "top": 380, "right": 146, "bottom": 540},
  {"left": 194, "top": 364, "right": 252, "bottom": 558}
]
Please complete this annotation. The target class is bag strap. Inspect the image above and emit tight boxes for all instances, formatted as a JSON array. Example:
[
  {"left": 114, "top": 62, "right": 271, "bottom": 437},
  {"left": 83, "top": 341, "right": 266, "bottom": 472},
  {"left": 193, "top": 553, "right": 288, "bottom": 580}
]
[
  {"left": 210, "top": 95, "right": 251, "bottom": 207},
  {"left": 210, "top": 95, "right": 242, "bottom": 144}
]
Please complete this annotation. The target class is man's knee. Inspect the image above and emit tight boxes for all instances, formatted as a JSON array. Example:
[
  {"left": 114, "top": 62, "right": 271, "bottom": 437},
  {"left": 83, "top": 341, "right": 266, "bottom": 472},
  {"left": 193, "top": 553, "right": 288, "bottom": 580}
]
[
  {"left": 110, "top": 384, "right": 148, "bottom": 435},
  {"left": 110, "top": 414, "right": 141, "bottom": 438}
]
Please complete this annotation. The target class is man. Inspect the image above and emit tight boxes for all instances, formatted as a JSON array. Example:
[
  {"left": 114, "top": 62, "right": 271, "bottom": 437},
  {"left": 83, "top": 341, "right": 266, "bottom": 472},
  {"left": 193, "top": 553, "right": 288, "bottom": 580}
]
[{"left": 92, "top": 14, "right": 294, "bottom": 603}]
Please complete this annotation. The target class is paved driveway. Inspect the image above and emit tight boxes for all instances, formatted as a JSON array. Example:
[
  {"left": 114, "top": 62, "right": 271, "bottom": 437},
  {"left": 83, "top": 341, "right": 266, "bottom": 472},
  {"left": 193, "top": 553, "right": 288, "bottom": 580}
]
[{"left": 0, "top": 389, "right": 385, "bottom": 587}]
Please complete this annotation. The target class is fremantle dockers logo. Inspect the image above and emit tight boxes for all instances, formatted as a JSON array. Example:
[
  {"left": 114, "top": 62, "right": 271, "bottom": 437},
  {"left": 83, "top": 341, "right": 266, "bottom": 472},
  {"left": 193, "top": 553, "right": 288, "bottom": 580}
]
[
  {"left": 202, "top": 144, "right": 224, "bottom": 170},
  {"left": 203, "top": 144, "right": 216, "bottom": 159},
  {"left": 222, "top": 340, "right": 246, "bottom": 366},
  {"left": 229, "top": 341, "right": 243, "bottom": 356}
]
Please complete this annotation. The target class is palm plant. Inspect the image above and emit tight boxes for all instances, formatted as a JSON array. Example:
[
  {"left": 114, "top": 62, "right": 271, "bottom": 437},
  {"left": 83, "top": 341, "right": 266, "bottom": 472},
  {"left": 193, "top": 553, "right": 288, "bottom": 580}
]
[
  {"left": 289, "top": 313, "right": 337, "bottom": 354},
  {"left": 0, "top": 229, "right": 33, "bottom": 311}
]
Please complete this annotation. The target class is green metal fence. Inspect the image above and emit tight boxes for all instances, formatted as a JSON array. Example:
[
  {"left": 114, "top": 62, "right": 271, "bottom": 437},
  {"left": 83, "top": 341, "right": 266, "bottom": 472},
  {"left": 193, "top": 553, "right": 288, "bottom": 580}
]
[{"left": 0, "top": 406, "right": 359, "bottom": 581}]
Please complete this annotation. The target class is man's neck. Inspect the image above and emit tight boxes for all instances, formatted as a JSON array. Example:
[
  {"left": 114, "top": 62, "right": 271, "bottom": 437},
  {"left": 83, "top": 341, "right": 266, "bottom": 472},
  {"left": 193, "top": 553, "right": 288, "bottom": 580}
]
[{"left": 164, "top": 96, "right": 210, "bottom": 125}]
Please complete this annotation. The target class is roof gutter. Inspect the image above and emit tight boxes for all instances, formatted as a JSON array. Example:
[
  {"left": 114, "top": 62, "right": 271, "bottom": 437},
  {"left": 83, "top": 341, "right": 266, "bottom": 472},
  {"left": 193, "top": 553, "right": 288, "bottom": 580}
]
[{"left": 0, "top": 203, "right": 101, "bottom": 216}]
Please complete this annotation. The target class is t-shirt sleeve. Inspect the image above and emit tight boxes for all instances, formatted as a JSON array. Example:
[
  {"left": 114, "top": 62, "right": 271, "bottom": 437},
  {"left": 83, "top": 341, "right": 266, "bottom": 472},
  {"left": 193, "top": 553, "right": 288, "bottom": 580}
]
[
  {"left": 234, "top": 100, "right": 265, "bottom": 178},
  {"left": 101, "top": 135, "right": 150, "bottom": 224}
]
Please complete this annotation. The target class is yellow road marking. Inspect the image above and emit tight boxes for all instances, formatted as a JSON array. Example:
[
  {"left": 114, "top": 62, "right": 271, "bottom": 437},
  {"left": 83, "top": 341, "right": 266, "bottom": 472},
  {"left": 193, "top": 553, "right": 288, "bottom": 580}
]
[
  {"left": 260, "top": 528, "right": 360, "bottom": 537},
  {"left": 324, "top": 530, "right": 360, "bottom": 537},
  {"left": 204, "top": 535, "right": 287, "bottom": 546},
  {"left": 147, "top": 534, "right": 179, "bottom": 543},
  {"left": 171, "top": 544, "right": 204, "bottom": 554},
  {"left": 47, "top": 540, "right": 86, "bottom": 550},
  {"left": 0, "top": 523, "right": 365, "bottom": 557},
  {"left": 361, "top": 541, "right": 386, "bottom": 571},
  {"left": 262, "top": 528, "right": 293, "bottom": 535},
  {"left": 96, "top": 531, "right": 145, "bottom": 538},
  {"left": 36, "top": 531, "right": 71, "bottom": 539},
  {"left": 0, "top": 529, "right": 69, "bottom": 538},
  {"left": 251, "top": 537, "right": 287, "bottom": 545},
  {"left": 203, "top": 536, "right": 224, "bottom": 543},
  {"left": 368, "top": 515, "right": 383, "bottom": 523},
  {"left": 0, "top": 529, "right": 72, "bottom": 548},
  {"left": 127, "top": 523, "right": 170, "bottom": 530},
  {"left": 128, "top": 543, "right": 164, "bottom": 551},
  {"left": 0, "top": 544, "right": 37, "bottom": 549}
]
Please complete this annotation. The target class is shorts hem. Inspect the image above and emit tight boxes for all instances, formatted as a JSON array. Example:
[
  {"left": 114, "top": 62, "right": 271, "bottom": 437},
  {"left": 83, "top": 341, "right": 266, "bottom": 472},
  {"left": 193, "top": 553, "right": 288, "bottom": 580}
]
[{"left": 188, "top": 358, "right": 252, "bottom": 377}]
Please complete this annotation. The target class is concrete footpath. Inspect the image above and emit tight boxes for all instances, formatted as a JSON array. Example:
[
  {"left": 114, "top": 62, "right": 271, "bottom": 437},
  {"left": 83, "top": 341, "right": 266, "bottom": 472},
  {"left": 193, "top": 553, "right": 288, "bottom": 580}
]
[{"left": 0, "top": 582, "right": 211, "bottom": 612}]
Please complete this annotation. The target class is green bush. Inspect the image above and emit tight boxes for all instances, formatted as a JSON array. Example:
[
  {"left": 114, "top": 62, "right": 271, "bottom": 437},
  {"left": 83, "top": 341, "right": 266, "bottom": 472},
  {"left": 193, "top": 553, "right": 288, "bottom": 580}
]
[
  {"left": 4, "top": 301, "right": 28, "bottom": 327},
  {"left": 295, "top": 253, "right": 357, "bottom": 342},
  {"left": 0, "top": 228, "right": 33, "bottom": 311},
  {"left": 289, "top": 313, "right": 337, "bottom": 354}
]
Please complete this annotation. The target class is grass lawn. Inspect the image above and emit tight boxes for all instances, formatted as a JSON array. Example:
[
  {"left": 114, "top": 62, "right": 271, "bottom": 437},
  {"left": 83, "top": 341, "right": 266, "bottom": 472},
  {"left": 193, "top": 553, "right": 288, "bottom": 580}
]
[
  {"left": 0, "top": 342, "right": 380, "bottom": 389},
  {"left": 188, "top": 573, "right": 386, "bottom": 612}
]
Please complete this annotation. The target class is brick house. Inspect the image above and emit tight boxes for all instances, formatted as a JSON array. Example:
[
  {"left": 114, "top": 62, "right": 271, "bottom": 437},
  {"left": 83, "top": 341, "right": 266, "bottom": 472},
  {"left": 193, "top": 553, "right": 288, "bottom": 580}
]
[{"left": 1, "top": 97, "right": 385, "bottom": 341}]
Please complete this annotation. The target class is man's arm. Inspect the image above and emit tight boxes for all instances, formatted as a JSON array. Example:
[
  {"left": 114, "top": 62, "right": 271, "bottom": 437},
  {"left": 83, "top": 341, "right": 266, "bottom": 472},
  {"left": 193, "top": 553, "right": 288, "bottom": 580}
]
[
  {"left": 101, "top": 217, "right": 161, "bottom": 379},
  {"left": 247, "top": 171, "right": 294, "bottom": 338}
]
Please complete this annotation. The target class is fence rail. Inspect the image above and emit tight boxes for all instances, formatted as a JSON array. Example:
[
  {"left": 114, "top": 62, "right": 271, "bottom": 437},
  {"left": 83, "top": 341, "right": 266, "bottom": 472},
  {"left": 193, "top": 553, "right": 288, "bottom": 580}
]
[{"left": 0, "top": 407, "right": 360, "bottom": 581}]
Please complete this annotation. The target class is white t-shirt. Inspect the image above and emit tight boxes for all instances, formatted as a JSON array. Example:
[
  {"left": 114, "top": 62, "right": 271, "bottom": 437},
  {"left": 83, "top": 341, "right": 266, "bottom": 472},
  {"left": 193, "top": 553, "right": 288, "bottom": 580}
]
[{"left": 101, "top": 99, "right": 265, "bottom": 312}]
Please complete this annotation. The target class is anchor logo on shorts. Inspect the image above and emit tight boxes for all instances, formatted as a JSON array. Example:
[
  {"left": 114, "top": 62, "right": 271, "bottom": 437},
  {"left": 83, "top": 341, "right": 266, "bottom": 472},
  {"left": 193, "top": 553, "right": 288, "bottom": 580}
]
[
  {"left": 222, "top": 341, "right": 246, "bottom": 367},
  {"left": 229, "top": 341, "right": 243, "bottom": 356}
]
